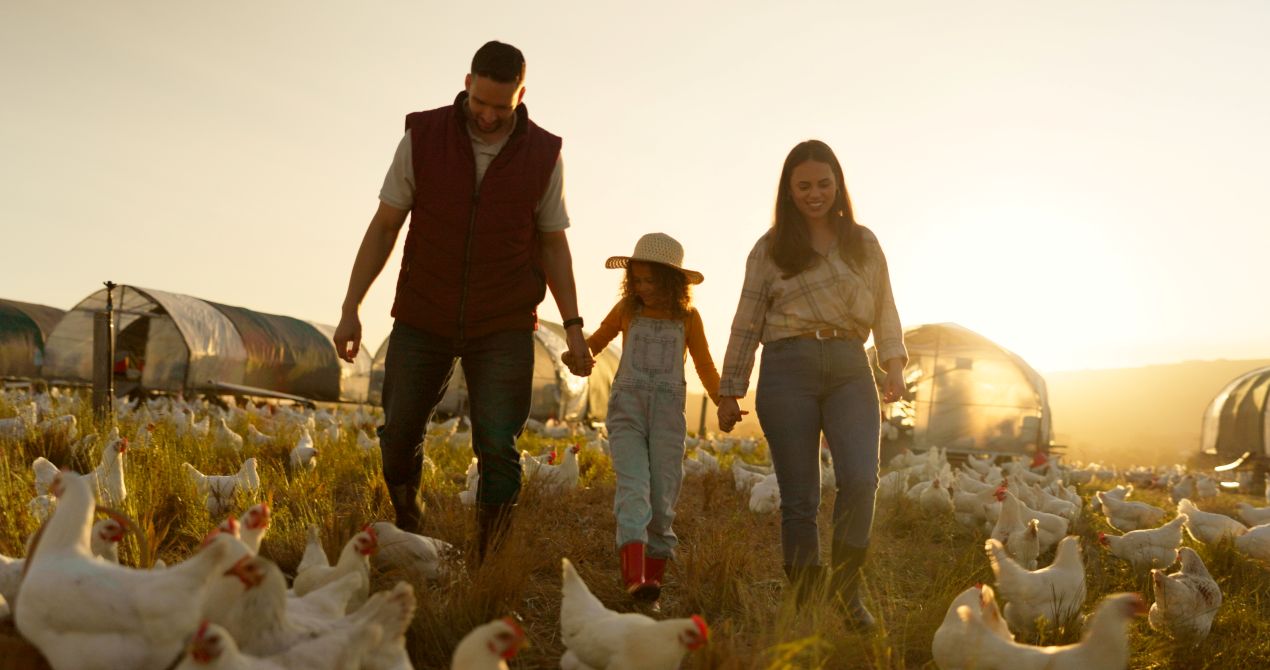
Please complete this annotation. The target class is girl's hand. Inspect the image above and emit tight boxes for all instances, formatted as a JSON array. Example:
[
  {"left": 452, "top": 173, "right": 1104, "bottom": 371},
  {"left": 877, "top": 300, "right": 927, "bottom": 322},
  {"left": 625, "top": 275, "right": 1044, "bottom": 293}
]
[{"left": 717, "top": 397, "right": 749, "bottom": 433}]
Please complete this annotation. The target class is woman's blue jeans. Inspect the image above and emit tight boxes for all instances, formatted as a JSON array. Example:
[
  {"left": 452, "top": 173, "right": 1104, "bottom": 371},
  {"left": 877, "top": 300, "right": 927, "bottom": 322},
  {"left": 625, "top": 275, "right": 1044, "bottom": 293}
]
[{"left": 755, "top": 337, "right": 881, "bottom": 567}]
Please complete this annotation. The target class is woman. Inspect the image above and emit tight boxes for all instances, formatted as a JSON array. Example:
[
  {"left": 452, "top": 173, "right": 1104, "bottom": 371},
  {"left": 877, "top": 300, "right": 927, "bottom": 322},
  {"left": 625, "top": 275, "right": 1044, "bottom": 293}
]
[{"left": 717, "top": 140, "right": 907, "bottom": 630}]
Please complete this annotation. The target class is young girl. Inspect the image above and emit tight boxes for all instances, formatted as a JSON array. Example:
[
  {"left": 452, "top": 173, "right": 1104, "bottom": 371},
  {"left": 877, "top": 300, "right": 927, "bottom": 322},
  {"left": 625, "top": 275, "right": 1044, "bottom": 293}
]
[{"left": 565, "top": 232, "right": 720, "bottom": 606}]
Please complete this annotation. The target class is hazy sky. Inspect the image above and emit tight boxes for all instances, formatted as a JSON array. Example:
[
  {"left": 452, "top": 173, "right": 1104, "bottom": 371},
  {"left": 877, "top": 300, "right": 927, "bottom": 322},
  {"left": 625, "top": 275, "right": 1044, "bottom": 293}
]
[{"left": 4, "top": 1, "right": 1268, "bottom": 385}]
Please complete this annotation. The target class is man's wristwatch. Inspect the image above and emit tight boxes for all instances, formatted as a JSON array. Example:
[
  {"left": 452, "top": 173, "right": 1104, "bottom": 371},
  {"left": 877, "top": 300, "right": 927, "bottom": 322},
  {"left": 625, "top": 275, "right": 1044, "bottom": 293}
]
[{"left": 562, "top": 317, "right": 584, "bottom": 330}]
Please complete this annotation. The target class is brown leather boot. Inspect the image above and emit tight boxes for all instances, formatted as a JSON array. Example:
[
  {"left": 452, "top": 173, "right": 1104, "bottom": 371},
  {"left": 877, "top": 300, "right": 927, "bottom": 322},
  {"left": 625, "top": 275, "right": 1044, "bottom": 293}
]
[{"left": 387, "top": 484, "right": 424, "bottom": 534}]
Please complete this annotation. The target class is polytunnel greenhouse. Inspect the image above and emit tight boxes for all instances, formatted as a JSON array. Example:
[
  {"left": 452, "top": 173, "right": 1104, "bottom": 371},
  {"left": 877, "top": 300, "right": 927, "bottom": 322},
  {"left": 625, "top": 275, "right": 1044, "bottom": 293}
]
[
  {"left": 41, "top": 285, "right": 370, "bottom": 402},
  {"left": 1200, "top": 365, "right": 1270, "bottom": 461},
  {"left": 870, "top": 322, "right": 1052, "bottom": 456},
  {"left": 368, "top": 320, "right": 621, "bottom": 422},
  {"left": 0, "top": 299, "right": 65, "bottom": 379}
]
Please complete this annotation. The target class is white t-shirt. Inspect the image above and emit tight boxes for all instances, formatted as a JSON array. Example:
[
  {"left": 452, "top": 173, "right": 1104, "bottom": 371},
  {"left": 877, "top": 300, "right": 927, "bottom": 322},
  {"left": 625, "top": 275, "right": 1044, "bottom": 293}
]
[{"left": 378, "top": 127, "right": 570, "bottom": 233}]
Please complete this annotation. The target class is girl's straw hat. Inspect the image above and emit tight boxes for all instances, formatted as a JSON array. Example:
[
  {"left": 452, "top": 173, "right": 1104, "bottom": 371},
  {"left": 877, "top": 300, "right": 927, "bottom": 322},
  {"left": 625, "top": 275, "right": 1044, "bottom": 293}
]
[{"left": 604, "top": 232, "right": 704, "bottom": 285}]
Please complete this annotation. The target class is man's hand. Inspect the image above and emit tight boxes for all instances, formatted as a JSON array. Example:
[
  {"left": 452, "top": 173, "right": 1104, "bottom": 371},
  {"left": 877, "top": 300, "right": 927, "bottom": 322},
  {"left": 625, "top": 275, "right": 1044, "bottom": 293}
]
[
  {"left": 717, "top": 396, "right": 749, "bottom": 433},
  {"left": 562, "top": 327, "right": 594, "bottom": 376},
  {"left": 333, "top": 311, "right": 362, "bottom": 363}
]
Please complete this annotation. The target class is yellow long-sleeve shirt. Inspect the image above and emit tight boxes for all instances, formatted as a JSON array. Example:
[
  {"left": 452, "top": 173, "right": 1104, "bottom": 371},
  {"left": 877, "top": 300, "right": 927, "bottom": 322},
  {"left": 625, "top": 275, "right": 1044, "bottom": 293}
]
[{"left": 586, "top": 301, "right": 721, "bottom": 406}]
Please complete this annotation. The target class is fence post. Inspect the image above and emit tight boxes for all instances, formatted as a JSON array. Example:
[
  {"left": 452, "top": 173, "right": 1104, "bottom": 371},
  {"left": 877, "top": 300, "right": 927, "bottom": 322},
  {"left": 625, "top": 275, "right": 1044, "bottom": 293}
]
[{"left": 92, "top": 281, "right": 116, "bottom": 426}]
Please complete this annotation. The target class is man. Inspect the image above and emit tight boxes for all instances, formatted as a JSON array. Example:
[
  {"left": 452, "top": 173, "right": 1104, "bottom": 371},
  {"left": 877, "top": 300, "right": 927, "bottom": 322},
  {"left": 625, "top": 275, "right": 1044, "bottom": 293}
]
[{"left": 333, "top": 41, "right": 593, "bottom": 560}]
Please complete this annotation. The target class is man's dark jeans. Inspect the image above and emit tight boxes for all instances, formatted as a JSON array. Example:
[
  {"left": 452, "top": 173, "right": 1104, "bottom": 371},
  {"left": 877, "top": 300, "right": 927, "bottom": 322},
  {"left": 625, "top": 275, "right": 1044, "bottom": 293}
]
[{"left": 377, "top": 320, "right": 534, "bottom": 505}]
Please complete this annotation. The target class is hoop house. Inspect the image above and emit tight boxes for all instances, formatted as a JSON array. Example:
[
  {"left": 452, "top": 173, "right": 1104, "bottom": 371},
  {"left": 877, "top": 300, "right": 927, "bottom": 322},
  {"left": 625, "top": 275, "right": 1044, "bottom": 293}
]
[
  {"left": 0, "top": 299, "right": 65, "bottom": 378},
  {"left": 41, "top": 285, "right": 370, "bottom": 402},
  {"left": 1200, "top": 365, "right": 1270, "bottom": 460},
  {"left": 871, "top": 322, "right": 1052, "bottom": 455},
  {"left": 368, "top": 320, "right": 619, "bottom": 421}
]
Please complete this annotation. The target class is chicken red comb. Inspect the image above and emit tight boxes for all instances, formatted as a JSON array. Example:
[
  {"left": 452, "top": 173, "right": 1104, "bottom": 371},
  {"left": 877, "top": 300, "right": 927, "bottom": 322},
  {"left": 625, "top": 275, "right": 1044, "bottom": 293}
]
[
  {"left": 195, "top": 620, "right": 210, "bottom": 640},
  {"left": 547, "top": 451, "right": 556, "bottom": 465},
  {"left": 691, "top": 614, "right": 710, "bottom": 641},
  {"left": 974, "top": 582, "right": 984, "bottom": 590},
  {"left": 1098, "top": 532, "right": 1109, "bottom": 546},
  {"left": 570, "top": 444, "right": 581, "bottom": 454}
]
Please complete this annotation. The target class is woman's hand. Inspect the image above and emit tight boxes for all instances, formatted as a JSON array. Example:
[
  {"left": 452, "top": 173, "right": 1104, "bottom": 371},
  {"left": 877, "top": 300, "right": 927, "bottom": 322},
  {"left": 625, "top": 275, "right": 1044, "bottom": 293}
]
[
  {"left": 881, "top": 359, "right": 906, "bottom": 404},
  {"left": 717, "top": 396, "right": 749, "bottom": 433}
]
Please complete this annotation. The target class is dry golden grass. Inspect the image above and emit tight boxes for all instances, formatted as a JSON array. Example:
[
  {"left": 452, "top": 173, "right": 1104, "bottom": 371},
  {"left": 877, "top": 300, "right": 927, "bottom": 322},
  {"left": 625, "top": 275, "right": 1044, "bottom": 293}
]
[{"left": 2, "top": 395, "right": 1270, "bottom": 669}]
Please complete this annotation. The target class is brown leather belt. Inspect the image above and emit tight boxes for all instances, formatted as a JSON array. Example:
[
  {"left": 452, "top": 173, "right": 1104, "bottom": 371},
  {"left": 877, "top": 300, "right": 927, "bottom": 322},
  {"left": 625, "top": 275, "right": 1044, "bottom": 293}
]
[{"left": 790, "top": 328, "right": 863, "bottom": 341}]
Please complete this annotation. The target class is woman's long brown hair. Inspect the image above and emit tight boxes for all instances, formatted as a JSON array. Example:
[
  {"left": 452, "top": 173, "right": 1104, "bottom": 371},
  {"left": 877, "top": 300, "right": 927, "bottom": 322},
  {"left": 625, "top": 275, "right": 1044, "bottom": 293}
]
[{"left": 769, "top": 140, "right": 865, "bottom": 278}]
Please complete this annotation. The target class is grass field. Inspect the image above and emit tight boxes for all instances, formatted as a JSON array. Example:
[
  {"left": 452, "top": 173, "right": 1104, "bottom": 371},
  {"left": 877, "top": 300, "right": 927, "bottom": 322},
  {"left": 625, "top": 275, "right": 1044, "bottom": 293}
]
[{"left": 2, "top": 392, "right": 1269, "bottom": 669}]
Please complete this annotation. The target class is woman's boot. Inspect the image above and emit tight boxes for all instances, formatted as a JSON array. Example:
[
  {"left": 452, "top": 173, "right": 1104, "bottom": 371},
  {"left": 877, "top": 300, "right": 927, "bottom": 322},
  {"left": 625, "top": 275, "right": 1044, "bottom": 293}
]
[
  {"left": 831, "top": 544, "right": 877, "bottom": 631},
  {"left": 782, "top": 564, "right": 825, "bottom": 606}
]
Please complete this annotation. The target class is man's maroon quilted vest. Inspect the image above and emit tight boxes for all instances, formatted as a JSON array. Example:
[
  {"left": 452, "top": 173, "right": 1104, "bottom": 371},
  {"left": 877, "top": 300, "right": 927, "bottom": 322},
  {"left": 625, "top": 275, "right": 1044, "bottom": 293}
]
[{"left": 391, "top": 91, "right": 561, "bottom": 341}]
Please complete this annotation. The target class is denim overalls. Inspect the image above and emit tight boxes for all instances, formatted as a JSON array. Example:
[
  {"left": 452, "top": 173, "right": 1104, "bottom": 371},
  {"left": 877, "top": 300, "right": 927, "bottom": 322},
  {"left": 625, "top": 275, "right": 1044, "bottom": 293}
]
[{"left": 606, "top": 308, "right": 688, "bottom": 560}]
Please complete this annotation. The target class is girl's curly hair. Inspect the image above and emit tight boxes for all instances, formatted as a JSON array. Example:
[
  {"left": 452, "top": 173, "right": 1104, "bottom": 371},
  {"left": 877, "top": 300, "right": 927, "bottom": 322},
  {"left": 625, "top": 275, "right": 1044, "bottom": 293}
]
[{"left": 620, "top": 261, "right": 692, "bottom": 319}]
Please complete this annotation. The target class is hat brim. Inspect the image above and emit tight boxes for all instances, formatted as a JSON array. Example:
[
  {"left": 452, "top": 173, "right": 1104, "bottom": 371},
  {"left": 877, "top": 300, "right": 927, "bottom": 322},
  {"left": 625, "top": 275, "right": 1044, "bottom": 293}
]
[{"left": 605, "top": 256, "right": 704, "bottom": 285}]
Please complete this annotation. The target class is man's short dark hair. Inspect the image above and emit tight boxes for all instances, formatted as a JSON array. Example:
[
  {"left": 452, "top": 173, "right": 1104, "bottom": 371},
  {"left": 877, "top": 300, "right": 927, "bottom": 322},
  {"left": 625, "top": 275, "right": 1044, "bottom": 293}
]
[{"left": 471, "top": 41, "right": 526, "bottom": 84}]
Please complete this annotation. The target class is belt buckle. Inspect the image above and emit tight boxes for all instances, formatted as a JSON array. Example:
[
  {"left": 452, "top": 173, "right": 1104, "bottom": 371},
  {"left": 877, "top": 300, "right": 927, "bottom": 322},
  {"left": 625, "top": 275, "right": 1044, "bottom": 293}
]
[{"left": 815, "top": 328, "right": 833, "bottom": 341}]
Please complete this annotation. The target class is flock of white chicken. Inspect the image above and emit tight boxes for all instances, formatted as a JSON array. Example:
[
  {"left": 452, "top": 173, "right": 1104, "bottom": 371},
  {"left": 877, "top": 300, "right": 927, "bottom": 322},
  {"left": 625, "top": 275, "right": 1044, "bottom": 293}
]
[
  {"left": 4, "top": 386, "right": 1270, "bottom": 668},
  {"left": 0, "top": 388, "right": 719, "bottom": 670},
  {"left": 866, "top": 446, "right": 1270, "bottom": 669}
]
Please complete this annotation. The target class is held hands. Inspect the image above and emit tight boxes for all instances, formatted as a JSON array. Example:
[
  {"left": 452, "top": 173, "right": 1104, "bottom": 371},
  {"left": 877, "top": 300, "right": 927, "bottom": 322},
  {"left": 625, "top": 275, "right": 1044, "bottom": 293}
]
[
  {"left": 562, "top": 327, "right": 594, "bottom": 377},
  {"left": 333, "top": 311, "right": 361, "bottom": 363},
  {"left": 716, "top": 397, "right": 749, "bottom": 433}
]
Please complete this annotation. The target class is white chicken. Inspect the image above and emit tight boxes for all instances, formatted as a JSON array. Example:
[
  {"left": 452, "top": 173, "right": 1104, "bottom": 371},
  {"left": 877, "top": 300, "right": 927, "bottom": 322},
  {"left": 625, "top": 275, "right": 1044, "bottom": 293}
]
[
  {"left": 451, "top": 617, "right": 526, "bottom": 670},
  {"left": 1233, "top": 522, "right": 1270, "bottom": 562},
  {"left": 932, "top": 584, "right": 1014, "bottom": 670},
  {"left": 1096, "top": 490, "right": 1166, "bottom": 532},
  {"left": 559, "top": 558, "right": 709, "bottom": 669},
  {"left": 1236, "top": 501, "right": 1270, "bottom": 527},
  {"left": 0, "top": 516, "right": 128, "bottom": 608},
  {"left": 990, "top": 490, "right": 1040, "bottom": 570},
  {"left": 731, "top": 459, "right": 768, "bottom": 493},
  {"left": 290, "top": 430, "right": 318, "bottom": 472},
  {"left": 951, "top": 592, "right": 1146, "bottom": 670},
  {"left": 213, "top": 418, "right": 244, "bottom": 452},
  {"left": 1098, "top": 515, "right": 1185, "bottom": 573},
  {"left": 370, "top": 521, "right": 454, "bottom": 581},
  {"left": 16, "top": 471, "right": 253, "bottom": 670},
  {"left": 458, "top": 458, "right": 480, "bottom": 507},
  {"left": 356, "top": 429, "right": 379, "bottom": 453},
  {"left": 1177, "top": 499, "right": 1247, "bottom": 545},
  {"left": 32, "top": 455, "right": 60, "bottom": 496},
  {"left": 220, "top": 556, "right": 415, "bottom": 663},
  {"left": 919, "top": 478, "right": 954, "bottom": 516},
  {"left": 1148, "top": 547, "right": 1221, "bottom": 642},
  {"left": 87, "top": 431, "right": 128, "bottom": 506},
  {"left": 533, "top": 444, "right": 581, "bottom": 493},
  {"left": 986, "top": 536, "right": 1086, "bottom": 638},
  {"left": 748, "top": 473, "right": 780, "bottom": 514},
  {"left": 175, "top": 618, "right": 384, "bottom": 670},
  {"left": 218, "top": 503, "right": 271, "bottom": 555},
  {"left": 184, "top": 459, "right": 261, "bottom": 518},
  {"left": 246, "top": 424, "right": 272, "bottom": 448},
  {"left": 291, "top": 525, "right": 378, "bottom": 613}
]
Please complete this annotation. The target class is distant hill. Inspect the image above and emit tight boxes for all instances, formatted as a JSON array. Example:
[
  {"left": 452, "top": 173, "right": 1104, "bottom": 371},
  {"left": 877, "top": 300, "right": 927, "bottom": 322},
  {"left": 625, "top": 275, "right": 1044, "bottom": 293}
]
[{"left": 1046, "top": 359, "right": 1270, "bottom": 467}]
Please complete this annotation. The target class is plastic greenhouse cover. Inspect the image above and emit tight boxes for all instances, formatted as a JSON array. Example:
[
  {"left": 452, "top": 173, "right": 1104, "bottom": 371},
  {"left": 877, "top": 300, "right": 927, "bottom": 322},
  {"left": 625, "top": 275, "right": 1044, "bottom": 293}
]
[{"left": 0, "top": 299, "right": 64, "bottom": 377}]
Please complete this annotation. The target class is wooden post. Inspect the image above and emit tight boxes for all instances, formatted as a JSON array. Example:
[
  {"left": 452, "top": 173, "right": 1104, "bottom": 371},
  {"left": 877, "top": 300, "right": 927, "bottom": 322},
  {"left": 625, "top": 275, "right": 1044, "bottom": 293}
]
[
  {"left": 697, "top": 393, "right": 708, "bottom": 437},
  {"left": 92, "top": 281, "right": 116, "bottom": 425}
]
